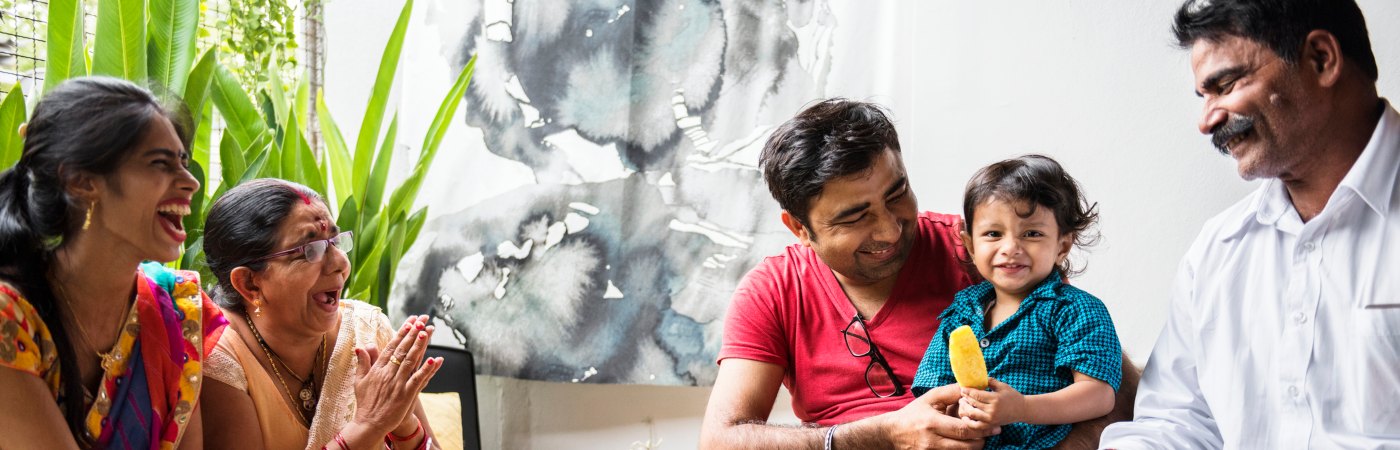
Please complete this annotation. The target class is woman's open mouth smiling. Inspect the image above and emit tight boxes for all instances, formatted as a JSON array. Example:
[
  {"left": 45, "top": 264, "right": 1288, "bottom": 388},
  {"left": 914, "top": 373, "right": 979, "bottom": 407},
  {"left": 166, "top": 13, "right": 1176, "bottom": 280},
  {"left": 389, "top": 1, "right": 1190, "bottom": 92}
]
[
  {"left": 156, "top": 200, "right": 190, "bottom": 242},
  {"left": 312, "top": 288, "right": 342, "bottom": 312}
]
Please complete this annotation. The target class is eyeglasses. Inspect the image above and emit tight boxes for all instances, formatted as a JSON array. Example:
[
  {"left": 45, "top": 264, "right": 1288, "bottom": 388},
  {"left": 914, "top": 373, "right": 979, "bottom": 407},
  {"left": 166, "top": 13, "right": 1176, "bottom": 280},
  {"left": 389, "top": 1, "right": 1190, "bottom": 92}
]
[
  {"left": 244, "top": 231, "right": 354, "bottom": 266},
  {"left": 842, "top": 314, "right": 906, "bottom": 398}
]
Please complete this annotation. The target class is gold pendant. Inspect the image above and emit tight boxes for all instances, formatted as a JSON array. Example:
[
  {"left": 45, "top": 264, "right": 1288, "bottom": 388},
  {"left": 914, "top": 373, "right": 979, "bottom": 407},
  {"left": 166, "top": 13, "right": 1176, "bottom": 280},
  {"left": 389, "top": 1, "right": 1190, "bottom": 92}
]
[
  {"left": 99, "top": 351, "right": 122, "bottom": 373},
  {"left": 299, "top": 387, "right": 313, "bottom": 410}
]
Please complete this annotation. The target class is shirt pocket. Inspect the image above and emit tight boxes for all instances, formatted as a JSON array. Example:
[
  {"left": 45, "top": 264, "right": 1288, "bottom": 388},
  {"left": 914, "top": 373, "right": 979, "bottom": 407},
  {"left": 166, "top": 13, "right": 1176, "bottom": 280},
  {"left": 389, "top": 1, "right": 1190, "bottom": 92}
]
[
  {"left": 1356, "top": 297, "right": 1400, "bottom": 336},
  {"left": 1345, "top": 307, "right": 1400, "bottom": 435},
  {"left": 1353, "top": 219, "right": 1398, "bottom": 314}
]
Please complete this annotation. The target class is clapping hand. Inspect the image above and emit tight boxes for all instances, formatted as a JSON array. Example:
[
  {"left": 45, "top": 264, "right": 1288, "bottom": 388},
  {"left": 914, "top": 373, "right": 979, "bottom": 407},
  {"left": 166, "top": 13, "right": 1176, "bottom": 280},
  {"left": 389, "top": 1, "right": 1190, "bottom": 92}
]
[{"left": 350, "top": 315, "right": 444, "bottom": 437}]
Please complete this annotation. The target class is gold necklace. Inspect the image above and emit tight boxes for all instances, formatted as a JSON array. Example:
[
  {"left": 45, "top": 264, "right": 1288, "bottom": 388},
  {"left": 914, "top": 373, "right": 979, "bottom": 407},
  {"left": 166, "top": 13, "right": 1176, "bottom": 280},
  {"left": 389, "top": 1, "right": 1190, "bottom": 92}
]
[
  {"left": 51, "top": 281, "right": 129, "bottom": 373},
  {"left": 244, "top": 314, "right": 323, "bottom": 423}
]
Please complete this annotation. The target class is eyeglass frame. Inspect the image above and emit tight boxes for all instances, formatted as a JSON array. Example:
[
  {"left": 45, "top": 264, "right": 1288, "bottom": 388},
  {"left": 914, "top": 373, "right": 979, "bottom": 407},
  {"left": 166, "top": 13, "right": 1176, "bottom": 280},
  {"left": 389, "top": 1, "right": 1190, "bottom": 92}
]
[
  {"left": 241, "top": 230, "right": 354, "bottom": 267},
  {"left": 841, "top": 313, "right": 907, "bottom": 398}
]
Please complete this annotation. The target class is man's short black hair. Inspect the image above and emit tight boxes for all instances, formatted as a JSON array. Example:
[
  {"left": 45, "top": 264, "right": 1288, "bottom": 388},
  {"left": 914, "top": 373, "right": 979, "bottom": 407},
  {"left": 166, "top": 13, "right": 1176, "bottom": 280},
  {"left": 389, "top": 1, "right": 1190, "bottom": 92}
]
[
  {"left": 1173, "top": 0, "right": 1378, "bottom": 81},
  {"left": 759, "top": 98, "right": 901, "bottom": 229}
]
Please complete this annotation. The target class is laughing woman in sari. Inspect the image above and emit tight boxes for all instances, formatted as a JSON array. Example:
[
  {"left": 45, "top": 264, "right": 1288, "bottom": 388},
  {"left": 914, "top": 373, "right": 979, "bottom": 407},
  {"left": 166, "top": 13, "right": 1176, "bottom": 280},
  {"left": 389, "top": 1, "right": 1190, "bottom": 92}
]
[
  {"left": 200, "top": 179, "right": 442, "bottom": 450},
  {"left": 0, "top": 77, "right": 226, "bottom": 449}
]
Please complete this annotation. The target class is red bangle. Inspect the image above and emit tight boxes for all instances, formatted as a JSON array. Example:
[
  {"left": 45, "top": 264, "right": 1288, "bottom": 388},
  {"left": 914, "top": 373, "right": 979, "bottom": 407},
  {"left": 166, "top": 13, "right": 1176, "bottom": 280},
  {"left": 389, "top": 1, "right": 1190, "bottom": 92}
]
[
  {"left": 387, "top": 421, "right": 423, "bottom": 442},
  {"left": 334, "top": 433, "right": 351, "bottom": 450},
  {"left": 383, "top": 432, "right": 429, "bottom": 450}
]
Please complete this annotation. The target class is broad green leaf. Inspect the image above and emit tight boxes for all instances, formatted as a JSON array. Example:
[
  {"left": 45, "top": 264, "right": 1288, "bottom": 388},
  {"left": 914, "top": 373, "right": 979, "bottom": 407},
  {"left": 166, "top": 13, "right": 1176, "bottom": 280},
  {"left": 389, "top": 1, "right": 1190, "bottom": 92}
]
[
  {"left": 390, "top": 54, "right": 476, "bottom": 219},
  {"left": 44, "top": 0, "right": 88, "bottom": 92},
  {"left": 259, "top": 92, "right": 282, "bottom": 145},
  {"left": 298, "top": 132, "right": 327, "bottom": 197},
  {"left": 351, "top": 233, "right": 388, "bottom": 304},
  {"left": 336, "top": 196, "right": 359, "bottom": 241},
  {"left": 267, "top": 60, "right": 290, "bottom": 125},
  {"left": 217, "top": 133, "right": 247, "bottom": 195},
  {"left": 280, "top": 113, "right": 301, "bottom": 181},
  {"left": 346, "top": 287, "right": 371, "bottom": 305},
  {"left": 93, "top": 0, "right": 148, "bottom": 81},
  {"left": 403, "top": 207, "right": 428, "bottom": 260},
  {"left": 238, "top": 143, "right": 273, "bottom": 186},
  {"left": 190, "top": 102, "right": 213, "bottom": 179},
  {"left": 182, "top": 49, "right": 219, "bottom": 140},
  {"left": 348, "top": 229, "right": 379, "bottom": 294},
  {"left": 295, "top": 76, "right": 311, "bottom": 136},
  {"left": 179, "top": 236, "right": 204, "bottom": 273},
  {"left": 363, "top": 114, "right": 398, "bottom": 215},
  {"left": 375, "top": 216, "right": 408, "bottom": 308},
  {"left": 0, "top": 86, "right": 27, "bottom": 168},
  {"left": 210, "top": 64, "right": 268, "bottom": 152},
  {"left": 317, "top": 93, "right": 353, "bottom": 208},
  {"left": 384, "top": 170, "right": 425, "bottom": 232},
  {"left": 260, "top": 139, "right": 282, "bottom": 180},
  {"left": 351, "top": 212, "right": 382, "bottom": 282},
  {"left": 355, "top": 212, "right": 382, "bottom": 261},
  {"left": 418, "top": 55, "right": 476, "bottom": 161},
  {"left": 352, "top": 0, "right": 415, "bottom": 202},
  {"left": 148, "top": 0, "right": 199, "bottom": 93},
  {"left": 183, "top": 159, "right": 207, "bottom": 246}
]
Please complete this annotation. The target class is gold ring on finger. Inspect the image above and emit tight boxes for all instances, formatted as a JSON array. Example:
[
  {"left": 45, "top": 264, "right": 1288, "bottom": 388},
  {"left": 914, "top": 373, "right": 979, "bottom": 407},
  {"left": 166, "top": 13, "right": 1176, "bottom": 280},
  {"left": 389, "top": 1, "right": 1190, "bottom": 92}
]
[{"left": 389, "top": 355, "right": 402, "bottom": 365}]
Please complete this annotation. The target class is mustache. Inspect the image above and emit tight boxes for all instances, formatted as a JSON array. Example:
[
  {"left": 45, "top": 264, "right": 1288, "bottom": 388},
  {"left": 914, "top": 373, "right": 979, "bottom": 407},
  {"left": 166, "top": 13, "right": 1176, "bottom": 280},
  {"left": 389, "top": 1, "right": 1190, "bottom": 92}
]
[{"left": 1210, "top": 114, "right": 1256, "bottom": 155}]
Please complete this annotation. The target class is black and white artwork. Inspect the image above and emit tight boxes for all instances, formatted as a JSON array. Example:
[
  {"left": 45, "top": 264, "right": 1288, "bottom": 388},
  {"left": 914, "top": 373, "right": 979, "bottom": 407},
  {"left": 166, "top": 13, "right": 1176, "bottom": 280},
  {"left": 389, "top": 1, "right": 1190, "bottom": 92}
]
[{"left": 391, "top": 0, "right": 837, "bottom": 386}]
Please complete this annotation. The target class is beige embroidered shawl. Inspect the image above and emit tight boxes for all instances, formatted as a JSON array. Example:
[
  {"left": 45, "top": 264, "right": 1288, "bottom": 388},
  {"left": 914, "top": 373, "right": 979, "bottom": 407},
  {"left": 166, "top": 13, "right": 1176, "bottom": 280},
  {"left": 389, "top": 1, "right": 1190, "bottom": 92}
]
[{"left": 205, "top": 300, "right": 392, "bottom": 450}]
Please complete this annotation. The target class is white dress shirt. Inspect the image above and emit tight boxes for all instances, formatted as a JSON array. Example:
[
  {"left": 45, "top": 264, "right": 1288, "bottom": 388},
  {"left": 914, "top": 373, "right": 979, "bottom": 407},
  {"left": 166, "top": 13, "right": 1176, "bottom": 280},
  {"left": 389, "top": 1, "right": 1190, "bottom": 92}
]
[{"left": 1100, "top": 101, "right": 1400, "bottom": 449}]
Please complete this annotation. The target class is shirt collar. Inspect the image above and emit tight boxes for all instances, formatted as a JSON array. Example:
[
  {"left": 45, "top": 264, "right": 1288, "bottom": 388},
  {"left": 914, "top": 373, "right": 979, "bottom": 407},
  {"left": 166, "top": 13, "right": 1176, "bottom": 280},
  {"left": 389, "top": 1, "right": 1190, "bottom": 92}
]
[
  {"left": 1253, "top": 178, "right": 1291, "bottom": 227},
  {"left": 1337, "top": 99, "right": 1400, "bottom": 218},
  {"left": 1219, "top": 99, "right": 1400, "bottom": 239},
  {"left": 1025, "top": 272, "right": 1067, "bottom": 302}
]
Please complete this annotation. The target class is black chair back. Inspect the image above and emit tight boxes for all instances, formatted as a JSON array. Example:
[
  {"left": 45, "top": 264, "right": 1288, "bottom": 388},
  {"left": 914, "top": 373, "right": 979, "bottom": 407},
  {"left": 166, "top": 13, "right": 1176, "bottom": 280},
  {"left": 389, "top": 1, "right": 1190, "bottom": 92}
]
[{"left": 424, "top": 345, "right": 482, "bottom": 450}]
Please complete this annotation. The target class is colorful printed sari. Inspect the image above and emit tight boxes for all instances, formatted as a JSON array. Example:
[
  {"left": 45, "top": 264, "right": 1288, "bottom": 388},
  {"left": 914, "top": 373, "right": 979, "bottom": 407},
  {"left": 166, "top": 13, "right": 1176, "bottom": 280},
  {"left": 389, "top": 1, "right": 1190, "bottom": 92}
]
[{"left": 0, "top": 262, "right": 227, "bottom": 449}]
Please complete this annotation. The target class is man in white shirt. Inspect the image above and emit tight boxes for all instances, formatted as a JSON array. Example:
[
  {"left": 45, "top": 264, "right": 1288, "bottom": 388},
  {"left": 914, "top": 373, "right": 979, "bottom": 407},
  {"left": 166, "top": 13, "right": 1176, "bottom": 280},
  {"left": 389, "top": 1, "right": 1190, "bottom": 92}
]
[{"left": 1100, "top": 0, "right": 1400, "bottom": 448}]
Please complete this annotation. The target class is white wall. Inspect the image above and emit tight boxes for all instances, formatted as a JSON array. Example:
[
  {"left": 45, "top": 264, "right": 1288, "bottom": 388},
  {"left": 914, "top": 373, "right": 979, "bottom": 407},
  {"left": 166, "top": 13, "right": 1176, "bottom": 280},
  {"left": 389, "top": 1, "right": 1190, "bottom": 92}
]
[{"left": 323, "top": 1, "right": 1400, "bottom": 447}]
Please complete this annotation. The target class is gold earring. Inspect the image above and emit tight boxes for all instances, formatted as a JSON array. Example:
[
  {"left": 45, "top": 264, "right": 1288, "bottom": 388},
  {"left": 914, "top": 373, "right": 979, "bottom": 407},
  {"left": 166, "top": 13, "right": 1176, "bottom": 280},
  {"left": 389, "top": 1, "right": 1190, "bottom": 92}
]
[
  {"left": 252, "top": 298, "right": 263, "bottom": 317},
  {"left": 82, "top": 201, "right": 95, "bottom": 231}
]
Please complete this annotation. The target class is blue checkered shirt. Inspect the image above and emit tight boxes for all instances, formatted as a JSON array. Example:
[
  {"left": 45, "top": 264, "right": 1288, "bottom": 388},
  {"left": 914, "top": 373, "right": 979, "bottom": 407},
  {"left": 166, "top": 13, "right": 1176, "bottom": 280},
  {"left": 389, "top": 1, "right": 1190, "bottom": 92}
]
[{"left": 911, "top": 274, "right": 1121, "bottom": 449}]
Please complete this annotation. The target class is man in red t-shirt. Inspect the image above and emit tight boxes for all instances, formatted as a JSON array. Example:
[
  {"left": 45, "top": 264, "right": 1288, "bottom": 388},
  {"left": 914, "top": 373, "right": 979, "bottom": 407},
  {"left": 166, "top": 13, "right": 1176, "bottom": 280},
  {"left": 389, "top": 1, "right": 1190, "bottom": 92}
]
[{"left": 700, "top": 99, "right": 1132, "bottom": 449}]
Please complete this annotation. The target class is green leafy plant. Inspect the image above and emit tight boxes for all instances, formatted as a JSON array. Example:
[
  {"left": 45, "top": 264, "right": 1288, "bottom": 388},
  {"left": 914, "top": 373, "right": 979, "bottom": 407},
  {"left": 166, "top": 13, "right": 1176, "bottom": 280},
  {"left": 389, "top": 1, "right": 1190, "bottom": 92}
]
[
  {"left": 5, "top": 0, "right": 475, "bottom": 309},
  {"left": 202, "top": 0, "right": 475, "bottom": 306},
  {"left": 203, "top": 0, "right": 304, "bottom": 93}
]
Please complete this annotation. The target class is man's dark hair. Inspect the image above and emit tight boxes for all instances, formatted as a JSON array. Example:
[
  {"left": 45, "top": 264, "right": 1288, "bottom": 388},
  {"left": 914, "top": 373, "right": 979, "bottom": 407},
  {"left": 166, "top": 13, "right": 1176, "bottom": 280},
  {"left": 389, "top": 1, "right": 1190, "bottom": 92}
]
[
  {"left": 759, "top": 98, "right": 901, "bottom": 230},
  {"left": 1173, "top": 0, "right": 1378, "bottom": 81}
]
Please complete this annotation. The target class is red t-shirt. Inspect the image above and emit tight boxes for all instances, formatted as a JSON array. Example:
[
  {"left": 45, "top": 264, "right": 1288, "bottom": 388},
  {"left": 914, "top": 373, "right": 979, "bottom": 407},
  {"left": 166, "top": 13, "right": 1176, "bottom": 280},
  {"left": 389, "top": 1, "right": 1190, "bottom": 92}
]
[{"left": 718, "top": 211, "right": 974, "bottom": 425}]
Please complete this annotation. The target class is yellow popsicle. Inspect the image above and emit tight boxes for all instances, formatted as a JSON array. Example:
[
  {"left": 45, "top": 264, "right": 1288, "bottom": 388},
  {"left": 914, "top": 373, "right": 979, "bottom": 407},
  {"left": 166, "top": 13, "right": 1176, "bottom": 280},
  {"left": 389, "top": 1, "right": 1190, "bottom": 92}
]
[{"left": 948, "top": 325, "right": 989, "bottom": 389}]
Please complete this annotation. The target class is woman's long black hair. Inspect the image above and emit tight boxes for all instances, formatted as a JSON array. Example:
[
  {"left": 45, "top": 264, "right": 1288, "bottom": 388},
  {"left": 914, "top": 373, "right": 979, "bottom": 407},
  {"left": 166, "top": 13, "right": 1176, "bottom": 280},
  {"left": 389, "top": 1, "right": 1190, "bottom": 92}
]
[{"left": 0, "top": 76, "right": 189, "bottom": 442}]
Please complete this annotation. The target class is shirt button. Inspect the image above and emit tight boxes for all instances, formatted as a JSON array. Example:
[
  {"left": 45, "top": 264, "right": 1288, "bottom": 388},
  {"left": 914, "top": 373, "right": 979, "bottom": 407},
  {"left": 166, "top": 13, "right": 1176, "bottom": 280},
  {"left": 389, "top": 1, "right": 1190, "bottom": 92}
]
[
  {"left": 1294, "top": 312, "right": 1308, "bottom": 324},
  {"left": 1287, "top": 385, "right": 1300, "bottom": 398},
  {"left": 1303, "top": 242, "right": 1315, "bottom": 252},
  {"left": 979, "top": 339, "right": 990, "bottom": 348}
]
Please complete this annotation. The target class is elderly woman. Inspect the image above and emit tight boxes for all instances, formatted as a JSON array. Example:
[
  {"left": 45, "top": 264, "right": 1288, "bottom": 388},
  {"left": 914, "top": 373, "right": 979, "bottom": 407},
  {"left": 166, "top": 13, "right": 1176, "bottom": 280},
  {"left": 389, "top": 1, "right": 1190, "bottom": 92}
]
[
  {"left": 199, "top": 179, "right": 441, "bottom": 450},
  {"left": 0, "top": 77, "right": 223, "bottom": 448}
]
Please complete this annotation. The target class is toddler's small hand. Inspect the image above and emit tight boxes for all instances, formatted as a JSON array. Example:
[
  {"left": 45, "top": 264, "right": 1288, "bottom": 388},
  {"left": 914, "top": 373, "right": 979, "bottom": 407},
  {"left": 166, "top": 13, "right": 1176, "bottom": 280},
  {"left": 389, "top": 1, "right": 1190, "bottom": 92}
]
[{"left": 958, "top": 378, "right": 1026, "bottom": 426}]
